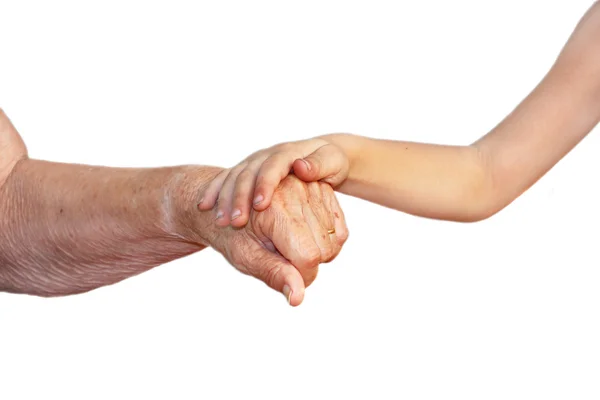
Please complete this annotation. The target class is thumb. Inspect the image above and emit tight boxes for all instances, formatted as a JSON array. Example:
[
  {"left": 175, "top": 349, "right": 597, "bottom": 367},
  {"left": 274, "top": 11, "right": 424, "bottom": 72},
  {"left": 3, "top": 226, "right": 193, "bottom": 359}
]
[
  {"left": 253, "top": 250, "right": 306, "bottom": 307},
  {"left": 292, "top": 144, "right": 348, "bottom": 187}
]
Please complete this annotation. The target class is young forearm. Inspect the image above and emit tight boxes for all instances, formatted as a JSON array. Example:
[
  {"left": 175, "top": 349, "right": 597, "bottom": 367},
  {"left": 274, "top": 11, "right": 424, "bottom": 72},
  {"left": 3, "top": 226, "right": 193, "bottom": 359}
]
[
  {"left": 0, "top": 159, "right": 220, "bottom": 296},
  {"left": 323, "top": 134, "right": 490, "bottom": 222}
]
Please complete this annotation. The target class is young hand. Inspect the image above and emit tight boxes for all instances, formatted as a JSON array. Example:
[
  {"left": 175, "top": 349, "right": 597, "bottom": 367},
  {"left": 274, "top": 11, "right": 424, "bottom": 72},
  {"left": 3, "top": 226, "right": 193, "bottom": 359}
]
[{"left": 198, "top": 137, "right": 350, "bottom": 228}]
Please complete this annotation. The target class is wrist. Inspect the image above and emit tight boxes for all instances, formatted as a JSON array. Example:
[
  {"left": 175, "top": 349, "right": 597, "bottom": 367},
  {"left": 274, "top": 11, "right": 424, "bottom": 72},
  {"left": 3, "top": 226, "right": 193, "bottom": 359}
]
[
  {"left": 165, "top": 165, "right": 224, "bottom": 247},
  {"left": 318, "top": 133, "right": 361, "bottom": 183}
]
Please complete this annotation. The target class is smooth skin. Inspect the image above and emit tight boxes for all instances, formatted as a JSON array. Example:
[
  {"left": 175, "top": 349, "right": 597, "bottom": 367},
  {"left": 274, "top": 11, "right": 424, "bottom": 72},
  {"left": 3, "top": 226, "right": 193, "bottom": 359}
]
[{"left": 200, "top": 1, "right": 600, "bottom": 226}]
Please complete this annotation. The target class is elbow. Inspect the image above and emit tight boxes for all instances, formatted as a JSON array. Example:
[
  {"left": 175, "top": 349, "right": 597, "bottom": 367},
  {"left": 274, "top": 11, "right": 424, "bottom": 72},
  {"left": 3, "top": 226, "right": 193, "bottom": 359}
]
[
  {"left": 443, "top": 187, "right": 500, "bottom": 223},
  {"left": 461, "top": 188, "right": 519, "bottom": 223},
  {"left": 421, "top": 182, "right": 506, "bottom": 224},
  {"left": 449, "top": 148, "right": 509, "bottom": 223},
  {"left": 454, "top": 179, "right": 519, "bottom": 223},
  {"left": 454, "top": 198, "right": 504, "bottom": 223}
]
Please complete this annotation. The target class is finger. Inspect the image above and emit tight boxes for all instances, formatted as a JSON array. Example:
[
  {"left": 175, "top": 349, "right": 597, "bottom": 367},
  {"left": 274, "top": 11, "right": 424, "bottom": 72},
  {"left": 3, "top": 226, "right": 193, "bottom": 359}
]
[
  {"left": 292, "top": 144, "right": 348, "bottom": 186},
  {"left": 253, "top": 152, "right": 301, "bottom": 212},
  {"left": 325, "top": 183, "right": 350, "bottom": 253},
  {"left": 251, "top": 248, "right": 306, "bottom": 306},
  {"left": 197, "top": 169, "right": 230, "bottom": 210},
  {"left": 230, "top": 161, "right": 262, "bottom": 228},
  {"left": 215, "top": 164, "right": 246, "bottom": 226},
  {"left": 303, "top": 183, "right": 337, "bottom": 263},
  {"left": 265, "top": 202, "right": 322, "bottom": 287}
]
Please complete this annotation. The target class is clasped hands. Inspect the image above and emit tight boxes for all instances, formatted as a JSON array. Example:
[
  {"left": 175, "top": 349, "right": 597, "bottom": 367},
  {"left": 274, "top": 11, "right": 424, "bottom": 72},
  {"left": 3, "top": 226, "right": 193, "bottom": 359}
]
[{"left": 179, "top": 139, "right": 351, "bottom": 306}]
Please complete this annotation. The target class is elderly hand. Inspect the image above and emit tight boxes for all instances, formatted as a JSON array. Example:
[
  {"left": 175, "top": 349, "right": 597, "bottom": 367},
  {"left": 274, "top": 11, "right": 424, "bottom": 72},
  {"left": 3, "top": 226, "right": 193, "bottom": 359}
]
[{"left": 175, "top": 173, "right": 349, "bottom": 306}]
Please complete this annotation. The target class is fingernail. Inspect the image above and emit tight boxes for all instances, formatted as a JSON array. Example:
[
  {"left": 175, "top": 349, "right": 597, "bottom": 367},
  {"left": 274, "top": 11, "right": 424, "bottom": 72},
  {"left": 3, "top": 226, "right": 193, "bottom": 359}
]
[
  {"left": 253, "top": 195, "right": 264, "bottom": 205},
  {"left": 215, "top": 210, "right": 224, "bottom": 220},
  {"left": 282, "top": 285, "right": 292, "bottom": 305},
  {"left": 301, "top": 159, "right": 311, "bottom": 171},
  {"left": 231, "top": 209, "right": 241, "bottom": 220}
]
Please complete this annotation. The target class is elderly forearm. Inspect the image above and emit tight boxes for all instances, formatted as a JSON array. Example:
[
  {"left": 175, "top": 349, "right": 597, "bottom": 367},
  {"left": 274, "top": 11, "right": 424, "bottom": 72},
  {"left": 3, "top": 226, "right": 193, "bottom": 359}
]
[{"left": 0, "top": 159, "right": 220, "bottom": 296}]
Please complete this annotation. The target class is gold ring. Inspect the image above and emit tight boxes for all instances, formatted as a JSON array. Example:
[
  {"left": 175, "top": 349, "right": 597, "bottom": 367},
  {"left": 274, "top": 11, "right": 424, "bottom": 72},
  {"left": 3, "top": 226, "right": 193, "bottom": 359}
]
[{"left": 327, "top": 228, "right": 336, "bottom": 235}]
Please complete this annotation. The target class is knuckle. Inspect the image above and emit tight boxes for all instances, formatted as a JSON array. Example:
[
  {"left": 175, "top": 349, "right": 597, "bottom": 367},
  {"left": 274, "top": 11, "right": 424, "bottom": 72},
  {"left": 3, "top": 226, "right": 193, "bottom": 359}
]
[
  {"left": 319, "top": 181, "right": 334, "bottom": 194},
  {"left": 242, "top": 150, "right": 262, "bottom": 163},
  {"left": 321, "top": 245, "right": 335, "bottom": 262},
  {"left": 304, "top": 246, "right": 321, "bottom": 268},
  {"left": 208, "top": 170, "right": 229, "bottom": 190},
  {"left": 247, "top": 158, "right": 266, "bottom": 171},
  {"left": 235, "top": 169, "right": 255, "bottom": 187},
  {"left": 229, "top": 163, "right": 247, "bottom": 177},
  {"left": 338, "top": 228, "right": 349, "bottom": 245},
  {"left": 217, "top": 168, "right": 231, "bottom": 179},
  {"left": 277, "top": 142, "right": 295, "bottom": 152},
  {"left": 260, "top": 161, "right": 284, "bottom": 178},
  {"left": 309, "top": 180, "right": 323, "bottom": 196},
  {"left": 274, "top": 149, "right": 297, "bottom": 162},
  {"left": 322, "top": 253, "right": 337, "bottom": 264},
  {"left": 284, "top": 174, "right": 304, "bottom": 188}
]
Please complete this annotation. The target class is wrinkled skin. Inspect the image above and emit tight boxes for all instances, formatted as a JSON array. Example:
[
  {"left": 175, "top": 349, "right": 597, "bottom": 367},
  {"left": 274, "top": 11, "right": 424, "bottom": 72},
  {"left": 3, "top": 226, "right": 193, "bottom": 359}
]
[{"left": 176, "top": 174, "right": 349, "bottom": 306}]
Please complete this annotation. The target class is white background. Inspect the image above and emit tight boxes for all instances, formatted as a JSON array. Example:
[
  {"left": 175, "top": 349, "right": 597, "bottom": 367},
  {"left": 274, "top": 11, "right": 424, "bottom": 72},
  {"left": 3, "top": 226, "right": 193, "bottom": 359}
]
[{"left": 1, "top": 1, "right": 599, "bottom": 399}]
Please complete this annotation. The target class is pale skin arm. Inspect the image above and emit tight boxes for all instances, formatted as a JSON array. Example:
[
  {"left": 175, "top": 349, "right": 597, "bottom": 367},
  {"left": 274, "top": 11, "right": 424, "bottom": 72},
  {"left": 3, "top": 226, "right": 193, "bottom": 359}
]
[
  {"left": 0, "top": 111, "right": 348, "bottom": 305},
  {"left": 201, "top": 1, "right": 600, "bottom": 224},
  {"left": 325, "top": 3, "right": 600, "bottom": 222}
]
